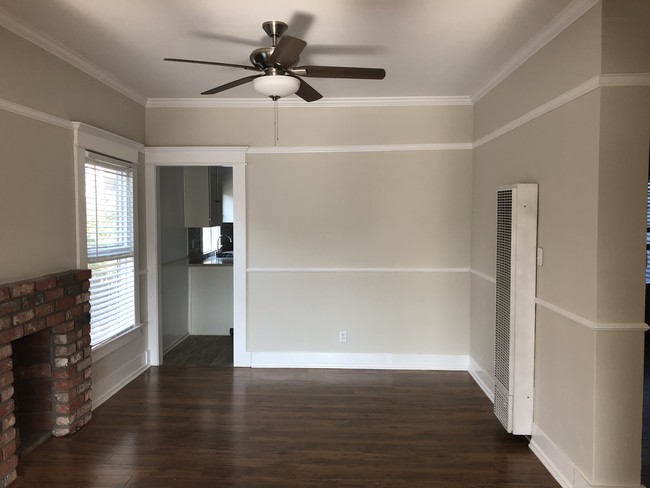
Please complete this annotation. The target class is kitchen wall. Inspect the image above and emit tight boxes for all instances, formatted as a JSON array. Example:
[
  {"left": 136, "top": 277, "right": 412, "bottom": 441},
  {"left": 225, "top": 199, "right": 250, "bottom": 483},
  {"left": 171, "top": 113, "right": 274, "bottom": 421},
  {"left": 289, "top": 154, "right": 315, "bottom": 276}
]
[
  {"left": 0, "top": 25, "right": 149, "bottom": 408},
  {"left": 470, "top": 2, "right": 650, "bottom": 485},
  {"left": 147, "top": 104, "right": 473, "bottom": 365},
  {"left": 159, "top": 167, "right": 189, "bottom": 352}
]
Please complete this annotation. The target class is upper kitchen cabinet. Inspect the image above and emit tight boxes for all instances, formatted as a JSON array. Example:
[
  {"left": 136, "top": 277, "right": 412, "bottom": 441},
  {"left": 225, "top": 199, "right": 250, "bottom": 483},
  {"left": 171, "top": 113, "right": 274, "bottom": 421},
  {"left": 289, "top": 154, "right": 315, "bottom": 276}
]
[{"left": 183, "top": 167, "right": 233, "bottom": 227}]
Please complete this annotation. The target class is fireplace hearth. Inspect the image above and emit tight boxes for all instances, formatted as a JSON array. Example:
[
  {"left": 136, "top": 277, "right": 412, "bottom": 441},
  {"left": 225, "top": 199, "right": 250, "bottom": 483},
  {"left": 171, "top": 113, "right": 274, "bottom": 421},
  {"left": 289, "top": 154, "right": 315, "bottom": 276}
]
[{"left": 0, "top": 270, "right": 92, "bottom": 487}]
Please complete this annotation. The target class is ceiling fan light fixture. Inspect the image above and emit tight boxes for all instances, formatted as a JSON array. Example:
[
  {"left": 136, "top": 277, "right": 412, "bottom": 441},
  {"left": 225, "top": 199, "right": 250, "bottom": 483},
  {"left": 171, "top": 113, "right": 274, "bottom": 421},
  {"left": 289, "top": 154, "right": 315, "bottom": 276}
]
[{"left": 253, "top": 74, "right": 300, "bottom": 99}]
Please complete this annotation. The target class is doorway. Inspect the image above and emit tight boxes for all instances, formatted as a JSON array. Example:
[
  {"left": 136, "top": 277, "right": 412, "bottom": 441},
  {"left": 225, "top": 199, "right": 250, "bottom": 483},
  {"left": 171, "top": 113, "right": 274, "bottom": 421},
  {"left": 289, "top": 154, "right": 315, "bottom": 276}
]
[
  {"left": 144, "top": 147, "right": 251, "bottom": 368},
  {"left": 158, "top": 165, "right": 235, "bottom": 367}
]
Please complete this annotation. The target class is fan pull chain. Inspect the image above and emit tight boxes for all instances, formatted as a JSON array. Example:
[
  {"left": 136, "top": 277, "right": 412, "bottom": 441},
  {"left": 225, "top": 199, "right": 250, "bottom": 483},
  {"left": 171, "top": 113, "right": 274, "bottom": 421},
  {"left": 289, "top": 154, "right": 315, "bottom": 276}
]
[{"left": 273, "top": 97, "right": 280, "bottom": 145}]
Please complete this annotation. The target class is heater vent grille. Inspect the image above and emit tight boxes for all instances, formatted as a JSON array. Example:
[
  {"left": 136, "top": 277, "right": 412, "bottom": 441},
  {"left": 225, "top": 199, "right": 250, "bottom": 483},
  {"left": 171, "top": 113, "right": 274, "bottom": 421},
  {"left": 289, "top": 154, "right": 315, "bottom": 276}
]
[
  {"left": 492, "top": 184, "right": 537, "bottom": 435},
  {"left": 494, "top": 386, "right": 510, "bottom": 432},
  {"left": 495, "top": 189, "right": 513, "bottom": 389}
]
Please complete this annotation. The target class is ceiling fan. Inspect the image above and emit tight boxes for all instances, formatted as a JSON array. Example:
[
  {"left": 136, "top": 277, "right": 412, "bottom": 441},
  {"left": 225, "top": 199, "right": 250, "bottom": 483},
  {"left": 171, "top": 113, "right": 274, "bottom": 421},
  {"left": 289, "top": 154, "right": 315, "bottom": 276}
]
[{"left": 165, "top": 20, "right": 386, "bottom": 102}]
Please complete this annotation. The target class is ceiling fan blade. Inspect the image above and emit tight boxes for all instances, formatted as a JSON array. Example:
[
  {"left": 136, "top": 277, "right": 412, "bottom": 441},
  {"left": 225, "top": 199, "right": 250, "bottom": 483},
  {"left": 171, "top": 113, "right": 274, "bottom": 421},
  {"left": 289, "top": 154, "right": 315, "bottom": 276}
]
[
  {"left": 295, "top": 78, "right": 323, "bottom": 102},
  {"left": 268, "top": 36, "right": 307, "bottom": 67},
  {"left": 165, "top": 58, "right": 260, "bottom": 72},
  {"left": 292, "top": 65, "right": 386, "bottom": 80},
  {"left": 201, "top": 75, "right": 262, "bottom": 95}
]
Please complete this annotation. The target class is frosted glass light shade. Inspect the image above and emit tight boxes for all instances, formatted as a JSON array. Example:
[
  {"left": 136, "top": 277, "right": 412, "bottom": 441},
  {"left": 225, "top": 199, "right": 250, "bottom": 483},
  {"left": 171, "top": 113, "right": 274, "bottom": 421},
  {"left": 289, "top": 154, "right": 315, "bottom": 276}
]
[{"left": 253, "top": 75, "right": 300, "bottom": 98}]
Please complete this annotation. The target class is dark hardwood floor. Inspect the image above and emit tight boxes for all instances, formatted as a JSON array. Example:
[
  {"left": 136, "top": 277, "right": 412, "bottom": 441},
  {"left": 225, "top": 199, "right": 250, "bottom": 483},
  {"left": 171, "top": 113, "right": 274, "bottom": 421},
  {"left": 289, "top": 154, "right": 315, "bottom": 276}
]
[
  {"left": 163, "top": 335, "right": 233, "bottom": 367},
  {"left": 12, "top": 367, "right": 559, "bottom": 487}
]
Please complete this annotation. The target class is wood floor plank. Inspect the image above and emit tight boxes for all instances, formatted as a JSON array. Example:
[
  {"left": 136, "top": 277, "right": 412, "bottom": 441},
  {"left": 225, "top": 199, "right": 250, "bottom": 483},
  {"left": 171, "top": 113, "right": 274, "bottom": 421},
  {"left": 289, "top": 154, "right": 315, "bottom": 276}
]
[{"left": 12, "top": 368, "right": 559, "bottom": 487}]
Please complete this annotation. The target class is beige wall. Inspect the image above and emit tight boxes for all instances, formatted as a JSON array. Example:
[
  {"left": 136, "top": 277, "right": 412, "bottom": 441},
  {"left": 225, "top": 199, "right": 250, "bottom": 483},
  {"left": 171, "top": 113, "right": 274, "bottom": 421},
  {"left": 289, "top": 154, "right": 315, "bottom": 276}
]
[
  {"left": 473, "top": 3, "right": 602, "bottom": 141},
  {"left": 0, "top": 25, "right": 148, "bottom": 408},
  {"left": 147, "top": 105, "right": 474, "bottom": 356},
  {"left": 470, "top": 2, "right": 649, "bottom": 485},
  {"left": 146, "top": 104, "right": 473, "bottom": 147},
  {"left": 0, "top": 27, "right": 144, "bottom": 143},
  {"left": 0, "top": 111, "right": 77, "bottom": 284}
]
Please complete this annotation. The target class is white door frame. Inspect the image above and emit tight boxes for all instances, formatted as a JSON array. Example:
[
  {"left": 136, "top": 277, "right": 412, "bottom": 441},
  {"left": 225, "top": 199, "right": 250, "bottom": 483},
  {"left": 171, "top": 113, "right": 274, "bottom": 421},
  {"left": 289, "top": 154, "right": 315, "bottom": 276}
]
[{"left": 144, "top": 146, "right": 251, "bottom": 367}]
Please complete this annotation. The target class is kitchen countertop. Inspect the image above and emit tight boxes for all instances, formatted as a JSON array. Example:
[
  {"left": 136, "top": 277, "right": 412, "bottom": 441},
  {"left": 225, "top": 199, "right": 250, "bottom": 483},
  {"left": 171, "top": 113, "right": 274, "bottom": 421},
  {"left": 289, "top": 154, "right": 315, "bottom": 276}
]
[{"left": 189, "top": 252, "right": 233, "bottom": 267}]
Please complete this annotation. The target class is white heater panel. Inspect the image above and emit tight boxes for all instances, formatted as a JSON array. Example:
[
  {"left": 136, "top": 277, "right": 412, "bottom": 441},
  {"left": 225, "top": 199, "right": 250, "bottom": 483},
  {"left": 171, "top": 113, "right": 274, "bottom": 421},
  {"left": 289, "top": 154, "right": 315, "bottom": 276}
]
[{"left": 494, "top": 183, "right": 538, "bottom": 435}]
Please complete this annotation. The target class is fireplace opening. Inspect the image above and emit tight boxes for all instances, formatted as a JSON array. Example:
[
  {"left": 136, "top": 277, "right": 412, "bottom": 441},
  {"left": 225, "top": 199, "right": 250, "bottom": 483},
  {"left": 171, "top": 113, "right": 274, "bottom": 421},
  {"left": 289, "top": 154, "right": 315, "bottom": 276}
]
[{"left": 12, "top": 329, "right": 53, "bottom": 457}]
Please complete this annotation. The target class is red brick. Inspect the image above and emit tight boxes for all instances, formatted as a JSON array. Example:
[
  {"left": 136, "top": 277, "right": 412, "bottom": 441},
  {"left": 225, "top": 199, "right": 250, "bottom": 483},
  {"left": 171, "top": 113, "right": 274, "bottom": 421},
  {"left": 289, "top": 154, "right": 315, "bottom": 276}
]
[
  {"left": 54, "top": 372, "right": 83, "bottom": 392},
  {"left": 1, "top": 414, "right": 15, "bottom": 432},
  {"left": 57, "top": 273, "right": 75, "bottom": 286},
  {"left": 0, "top": 288, "right": 9, "bottom": 302},
  {"left": 0, "top": 317, "right": 10, "bottom": 331},
  {"left": 0, "top": 428, "right": 15, "bottom": 447},
  {"left": 0, "top": 400, "right": 14, "bottom": 419},
  {"left": 0, "top": 441, "right": 15, "bottom": 460},
  {"left": 77, "top": 378, "right": 91, "bottom": 395},
  {"left": 56, "top": 296, "right": 75, "bottom": 311},
  {"left": 75, "top": 292, "right": 91, "bottom": 305},
  {"left": 34, "top": 302, "right": 55, "bottom": 317},
  {"left": 21, "top": 295, "right": 35, "bottom": 309},
  {"left": 0, "top": 300, "right": 21, "bottom": 317},
  {"left": 56, "top": 394, "right": 85, "bottom": 414},
  {"left": 24, "top": 318, "right": 48, "bottom": 336},
  {"left": 0, "top": 346, "right": 10, "bottom": 361},
  {"left": 10, "top": 282, "right": 34, "bottom": 298},
  {"left": 0, "top": 387, "right": 13, "bottom": 404},
  {"left": 65, "top": 305, "right": 83, "bottom": 321},
  {"left": 12, "top": 309, "right": 34, "bottom": 326},
  {"left": 78, "top": 334, "right": 91, "bottom": 349},
  {"left": 44, "top": 287, "right": 64, "bottom": 302},
  {"left": 46, "top": 312, "right": 65, "bottom": 327},
  {"left": 54, "top": 329, "right": 82, "bottom": 345},
  {"left": 52, "top": 321, "right": 75, "bottom": 334},
  {"left": 55, "top": 343, "right": 77, "bottom": 357},
  {"left": 35, "top": 276, "right": 57, "bottom": 291},
  {"left": 74, "top": 270, "right": 92, "bottom": 282},
  {"left": 0, "top": 372, "right": 13, "bottom": 390},
  {"left": 0, "top": 327, "right": 23, "bottom": 344},
  {"left": 0, "top": 455, "right": 17, "bottom": 478},
  {"left": 53, "top": 365, "right": 76, "bottom": 379},
  {"left": 0, "top": 359, "right": 11, "bottom": 374}
]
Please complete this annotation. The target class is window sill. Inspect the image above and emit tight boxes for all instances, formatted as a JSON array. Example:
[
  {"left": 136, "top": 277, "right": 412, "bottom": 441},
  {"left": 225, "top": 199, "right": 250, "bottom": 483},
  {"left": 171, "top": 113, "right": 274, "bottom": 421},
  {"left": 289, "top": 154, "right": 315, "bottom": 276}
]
[{"left": 92, "top": 325, "right": 144, "bottom": 362}]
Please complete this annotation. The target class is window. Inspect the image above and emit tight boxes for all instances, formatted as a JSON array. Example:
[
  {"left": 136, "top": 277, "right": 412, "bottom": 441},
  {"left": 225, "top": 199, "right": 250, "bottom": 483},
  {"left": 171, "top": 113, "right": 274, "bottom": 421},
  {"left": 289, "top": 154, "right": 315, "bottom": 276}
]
[{"left": 85, "top": 151, "right": 136, "bottom": 346}]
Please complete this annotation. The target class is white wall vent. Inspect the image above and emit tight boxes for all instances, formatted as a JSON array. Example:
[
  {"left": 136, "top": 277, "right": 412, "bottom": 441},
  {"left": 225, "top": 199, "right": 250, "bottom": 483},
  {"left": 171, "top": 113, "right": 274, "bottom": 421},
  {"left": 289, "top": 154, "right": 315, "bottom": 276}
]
[{"left": 494, "top": 183, "right": 538, "bottom": 435}]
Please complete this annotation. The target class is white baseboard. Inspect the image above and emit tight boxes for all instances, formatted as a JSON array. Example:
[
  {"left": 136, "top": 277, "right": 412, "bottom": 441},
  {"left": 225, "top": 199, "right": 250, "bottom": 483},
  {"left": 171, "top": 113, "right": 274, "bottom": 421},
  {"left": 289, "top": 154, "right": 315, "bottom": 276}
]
[
  {"left": 250, "top": 352, "right": 469, "bottom": 370},
  {"left": 163, "top": 332, "right": 189, "bottom": 355},
  {"left": 529, "top": 423, "right": 644, "bottom": 488},
  {"left": 468, "top": 357, "right": 495, "bottom": 402},
  {"left": 91, "top": 350, "right": 150, "bottom": 410}
]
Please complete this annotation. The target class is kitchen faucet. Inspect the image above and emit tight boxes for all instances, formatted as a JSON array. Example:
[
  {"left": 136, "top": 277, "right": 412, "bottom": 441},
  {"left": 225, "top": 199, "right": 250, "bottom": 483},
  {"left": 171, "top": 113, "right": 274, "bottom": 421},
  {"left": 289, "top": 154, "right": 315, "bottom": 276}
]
[{"left": 217, "top": 234, "right": 233, "bottom": 253}]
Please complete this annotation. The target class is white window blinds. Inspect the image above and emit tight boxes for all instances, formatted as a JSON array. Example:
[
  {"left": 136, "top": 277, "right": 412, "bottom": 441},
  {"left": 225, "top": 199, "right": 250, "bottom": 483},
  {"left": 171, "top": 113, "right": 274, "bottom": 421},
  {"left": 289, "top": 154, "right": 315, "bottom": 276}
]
[{"left": 85, "top": 151, "right": 136, "bottom": 346}]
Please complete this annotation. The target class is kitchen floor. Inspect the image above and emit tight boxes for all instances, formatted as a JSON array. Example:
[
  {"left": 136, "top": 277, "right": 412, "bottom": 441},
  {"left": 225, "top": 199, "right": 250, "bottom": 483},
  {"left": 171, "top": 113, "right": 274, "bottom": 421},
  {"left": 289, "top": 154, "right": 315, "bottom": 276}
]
[{"left": 163, "top": 335, "right": 233, "bottom": 367}]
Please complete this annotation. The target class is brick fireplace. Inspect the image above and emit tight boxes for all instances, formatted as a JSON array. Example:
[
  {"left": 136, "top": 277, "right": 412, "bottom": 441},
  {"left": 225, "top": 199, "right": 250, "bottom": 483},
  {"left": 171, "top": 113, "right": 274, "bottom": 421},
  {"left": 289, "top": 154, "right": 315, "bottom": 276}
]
[{"left": 0, "top": 270, "right": 92, "bottom": 487}]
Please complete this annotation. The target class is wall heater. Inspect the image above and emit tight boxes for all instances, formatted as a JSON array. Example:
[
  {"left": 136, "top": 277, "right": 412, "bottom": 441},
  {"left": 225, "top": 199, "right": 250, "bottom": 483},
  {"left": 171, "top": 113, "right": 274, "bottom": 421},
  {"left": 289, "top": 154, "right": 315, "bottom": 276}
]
[{"left": 494, "top": 183, "right": 538, "bottom": 435}]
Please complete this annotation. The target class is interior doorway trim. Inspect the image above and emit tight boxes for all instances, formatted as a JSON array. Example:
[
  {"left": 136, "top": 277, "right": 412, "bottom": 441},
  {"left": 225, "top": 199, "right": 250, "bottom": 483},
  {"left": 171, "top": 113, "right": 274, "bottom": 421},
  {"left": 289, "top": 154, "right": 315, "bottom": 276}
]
[{"left": 144, "top": 146, "right": 251, "bottom": 366}]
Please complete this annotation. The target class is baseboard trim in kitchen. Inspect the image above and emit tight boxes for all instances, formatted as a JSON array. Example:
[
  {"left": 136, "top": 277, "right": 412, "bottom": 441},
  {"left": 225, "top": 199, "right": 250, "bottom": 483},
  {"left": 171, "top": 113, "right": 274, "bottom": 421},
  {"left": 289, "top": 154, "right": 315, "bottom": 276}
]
[{"left": 249, "top": 352, "right": 469, "bottom": 370}]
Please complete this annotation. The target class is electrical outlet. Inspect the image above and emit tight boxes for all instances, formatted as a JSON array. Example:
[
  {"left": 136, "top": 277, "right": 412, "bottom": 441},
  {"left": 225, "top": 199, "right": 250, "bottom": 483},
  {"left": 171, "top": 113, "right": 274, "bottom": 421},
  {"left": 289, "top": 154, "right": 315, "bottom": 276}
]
[{"left": 339, "top": 331, "right": 347, "bottom": 343}]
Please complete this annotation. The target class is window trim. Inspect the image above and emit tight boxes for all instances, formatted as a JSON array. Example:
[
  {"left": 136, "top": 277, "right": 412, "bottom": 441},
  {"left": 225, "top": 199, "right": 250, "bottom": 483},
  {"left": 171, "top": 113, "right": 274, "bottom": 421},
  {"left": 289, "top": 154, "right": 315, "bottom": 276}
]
[{"left": 73, "top": 123, "right": 144, "bottom": 352}]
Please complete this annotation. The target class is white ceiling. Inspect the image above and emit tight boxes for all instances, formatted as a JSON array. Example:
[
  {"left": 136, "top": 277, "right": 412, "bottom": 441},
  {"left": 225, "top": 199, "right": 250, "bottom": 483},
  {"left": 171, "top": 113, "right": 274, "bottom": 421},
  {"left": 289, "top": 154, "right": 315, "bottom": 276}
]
[{"left": 0, "top": 0, "right": 583, "bottom": 104}]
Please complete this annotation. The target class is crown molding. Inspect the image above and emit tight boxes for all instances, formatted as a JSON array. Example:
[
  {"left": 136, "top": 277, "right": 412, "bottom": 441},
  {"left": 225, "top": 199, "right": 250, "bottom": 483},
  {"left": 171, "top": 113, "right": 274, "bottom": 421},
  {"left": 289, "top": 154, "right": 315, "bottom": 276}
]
[
  {"left": 470, "top": 0, "right": 600, "bottom": 102},
  {"left": 146, "top": 95, "right": 473, "bottom": 109},
  {"left": 0, "top": 7, "right": 147, "bottom": 107}
]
